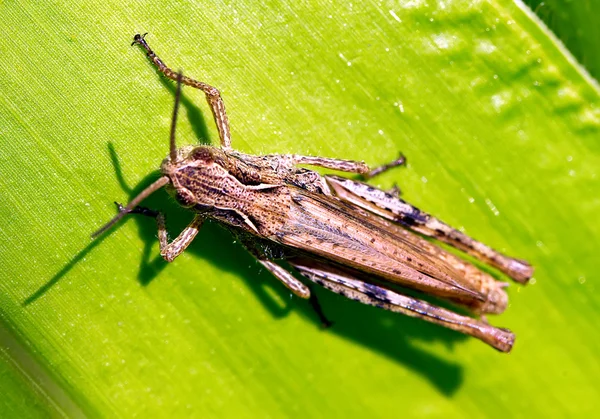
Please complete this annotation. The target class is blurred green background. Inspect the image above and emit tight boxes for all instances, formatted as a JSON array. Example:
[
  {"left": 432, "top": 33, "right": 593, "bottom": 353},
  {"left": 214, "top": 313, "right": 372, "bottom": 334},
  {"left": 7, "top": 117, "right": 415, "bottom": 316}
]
[{"left": 1, "top": 1, "right": 598, "bottom": 417}]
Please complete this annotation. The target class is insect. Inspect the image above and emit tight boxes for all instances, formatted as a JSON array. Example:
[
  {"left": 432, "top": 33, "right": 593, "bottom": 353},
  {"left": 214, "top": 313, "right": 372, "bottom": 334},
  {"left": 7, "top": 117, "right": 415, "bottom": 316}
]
[{"left": 93, "top": 34, "right": 533, "bottom": 352}]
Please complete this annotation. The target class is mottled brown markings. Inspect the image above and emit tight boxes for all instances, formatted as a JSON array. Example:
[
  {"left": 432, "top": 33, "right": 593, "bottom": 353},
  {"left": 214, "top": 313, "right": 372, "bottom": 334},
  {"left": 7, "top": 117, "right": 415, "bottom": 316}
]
[
  {"left": 327, "top": 175, "right": 532, "bottom": 283},
  {"left": 92, "top": 34, "right": 532, "bottom": 354},
  {"left": 322, "top": 181, "right": 511, "bottom": 314},
  {"left": 278, "top": 192, "right": 487, "bottom": 303}
]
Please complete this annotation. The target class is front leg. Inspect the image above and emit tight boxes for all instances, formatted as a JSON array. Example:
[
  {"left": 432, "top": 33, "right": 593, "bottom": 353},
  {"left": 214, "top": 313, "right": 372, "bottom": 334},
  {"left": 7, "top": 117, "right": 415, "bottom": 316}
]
[
  {"left": 132, "top": 34, "right": 232, "bottom": 149},
  {"left": 117, "top": 203, "right": 205, "bottom": 262}
]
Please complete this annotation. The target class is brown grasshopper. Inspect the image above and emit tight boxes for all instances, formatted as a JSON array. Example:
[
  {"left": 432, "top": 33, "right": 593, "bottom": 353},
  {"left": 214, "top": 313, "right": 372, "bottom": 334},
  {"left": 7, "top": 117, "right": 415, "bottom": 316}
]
[{"left": 93, "top": 34, "right": 533, "bottom": 353}]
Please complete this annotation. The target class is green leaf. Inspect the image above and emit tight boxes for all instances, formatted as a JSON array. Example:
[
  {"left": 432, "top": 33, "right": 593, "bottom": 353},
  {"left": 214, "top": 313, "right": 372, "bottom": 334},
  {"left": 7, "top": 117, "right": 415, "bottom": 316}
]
[
  {"left": 0, "top": 346, "right": 57, "bottom": 417},
  {"left": 524, "top": 0, "right": 600, "bottom": 80},
  {"left": 1, "top": 1, "right": 599, "bottom": 416},
  {"left": 0, "top": 326, "right": 82, "bottom": 417}
]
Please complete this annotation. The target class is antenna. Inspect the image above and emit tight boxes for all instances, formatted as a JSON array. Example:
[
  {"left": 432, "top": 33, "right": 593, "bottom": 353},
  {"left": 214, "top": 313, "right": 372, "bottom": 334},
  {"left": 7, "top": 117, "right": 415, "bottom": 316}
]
[
  {"left": 170, "top": 71, "right": 183, "bottom": 163},
  {"left": 91, "top": 176, "right": 169, "bottom": 238},
  {"left": 91, "top": 73, "right": 185, "bottom": 239}
]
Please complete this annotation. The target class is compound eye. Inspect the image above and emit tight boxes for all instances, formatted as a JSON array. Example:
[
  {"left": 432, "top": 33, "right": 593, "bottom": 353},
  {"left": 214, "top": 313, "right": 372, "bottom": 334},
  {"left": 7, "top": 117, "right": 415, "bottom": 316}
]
[
  {"left": 192, "top": 147, "right": 214, "bottom": 163},
  {"left": 175, "top": 188, "right": 196, "bottom": 207}
]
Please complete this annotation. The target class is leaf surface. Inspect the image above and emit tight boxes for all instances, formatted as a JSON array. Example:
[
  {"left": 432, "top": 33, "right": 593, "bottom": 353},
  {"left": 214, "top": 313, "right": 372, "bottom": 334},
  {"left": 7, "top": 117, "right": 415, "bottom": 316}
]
[{"left": 1, "top": 1, "right": 599, "bottom": 417}]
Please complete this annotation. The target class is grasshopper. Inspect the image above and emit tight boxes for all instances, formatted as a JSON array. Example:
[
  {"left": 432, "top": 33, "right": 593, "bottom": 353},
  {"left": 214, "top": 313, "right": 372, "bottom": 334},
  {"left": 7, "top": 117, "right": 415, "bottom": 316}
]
[{"left": 93, "top": 34, "right": 533, "bottom": 353}]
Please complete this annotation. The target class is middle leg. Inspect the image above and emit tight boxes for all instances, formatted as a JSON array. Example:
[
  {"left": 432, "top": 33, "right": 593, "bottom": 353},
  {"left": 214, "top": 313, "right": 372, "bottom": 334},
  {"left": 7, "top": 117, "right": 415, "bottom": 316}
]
[
  {"left": 290, "top": 154, "right": 370, "bottom": 174},
  {"left": 362, "top": 153, "right": 407, "bottom": 180}
]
